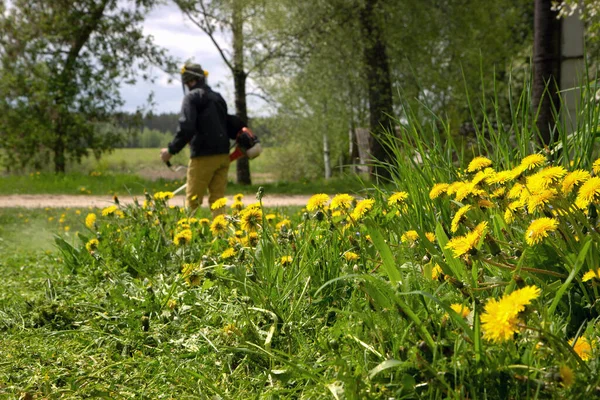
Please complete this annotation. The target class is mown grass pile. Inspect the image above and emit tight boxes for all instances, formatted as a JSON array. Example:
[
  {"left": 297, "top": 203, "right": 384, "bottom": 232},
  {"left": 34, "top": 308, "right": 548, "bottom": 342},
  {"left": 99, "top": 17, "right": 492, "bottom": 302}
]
[{"left": 3, "top": 149, "right": 600, "bottom": 398}]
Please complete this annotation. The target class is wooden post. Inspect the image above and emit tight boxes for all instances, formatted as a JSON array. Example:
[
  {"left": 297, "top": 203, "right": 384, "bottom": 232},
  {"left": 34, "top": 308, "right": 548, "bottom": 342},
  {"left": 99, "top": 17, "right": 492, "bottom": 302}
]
[{"left": 560, "top": 11, "right": 584, "bottom": 133}]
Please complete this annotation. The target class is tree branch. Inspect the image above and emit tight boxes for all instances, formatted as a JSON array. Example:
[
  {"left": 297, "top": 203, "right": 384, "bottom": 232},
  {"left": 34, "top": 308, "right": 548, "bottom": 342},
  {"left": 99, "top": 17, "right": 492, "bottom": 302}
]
[{"left": 174, "top": 0, "right": 233, "bottom": 71}]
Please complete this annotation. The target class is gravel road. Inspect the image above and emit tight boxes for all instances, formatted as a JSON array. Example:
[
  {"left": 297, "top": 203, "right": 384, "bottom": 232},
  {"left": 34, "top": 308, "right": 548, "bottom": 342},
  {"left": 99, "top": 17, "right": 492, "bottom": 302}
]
[{"left": 0, "top": 194, "right": 312, "bottom": 209}]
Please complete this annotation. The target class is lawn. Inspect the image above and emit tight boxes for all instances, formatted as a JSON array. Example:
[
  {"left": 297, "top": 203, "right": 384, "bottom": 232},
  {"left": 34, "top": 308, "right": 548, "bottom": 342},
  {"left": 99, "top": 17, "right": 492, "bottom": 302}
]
[{"left": 0, "top": 147, "right": 372, "bottom": 196}]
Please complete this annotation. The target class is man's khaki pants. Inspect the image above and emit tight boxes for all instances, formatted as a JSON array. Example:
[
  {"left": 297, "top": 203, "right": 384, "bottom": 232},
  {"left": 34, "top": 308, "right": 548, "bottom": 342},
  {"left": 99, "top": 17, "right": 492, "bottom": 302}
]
[{"left": 186, "top": 154, "right": 230, "bottom": 214}]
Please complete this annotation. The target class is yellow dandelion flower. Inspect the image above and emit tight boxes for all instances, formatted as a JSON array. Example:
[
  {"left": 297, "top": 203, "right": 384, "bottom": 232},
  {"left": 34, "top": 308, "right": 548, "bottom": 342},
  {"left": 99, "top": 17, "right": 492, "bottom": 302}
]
[
  {"left": 562, "top": 170, "right": 591, "bottom": 195},
  {"left": 520, "top": 154, "right": 546, "bottom": 170},
  {"left": 240, "top": 207, "right": 262, "bottom": 232},
  {"left": 511, "top": 164, "right": 527, "bottom": 179},
  {"left": 85, "top": 213, "right": 96, "bottom": 229},
  {"left": 174, "top": 229, "right": 193, "bottom": 246},
  {"left": 527, "top": 189, "right": 556, "bottom": 214},
  {"left": 430, "top": 183, "right": 450, "bottom": 199},
  {"left": 468, "top": 156, "right": 492, "bottom": 173},
  {"left": 582, "top": 269, "right": 600, "bottom": 282},
  {"left": 223, "top": 323, "right": 241, "bottom": 337},
  {"left": 211, "top": 197, "right": 228, "bottom": 210},
  {"left": 450, "top": 303, "right": 470, "bottom": 318},
  {"left": 455, "top": 182, "right": 486, "bottom": 201},
  {"left": 281, "top": 255, "right": 293, "bottom": 266},
  {"left": 472, "top": 168, "right": 496, "bottom": 185},
  {"left": 471, "top": 170, "right": 489, "bottom": 186},
  {"left": 199, "top": 218, "right": 210, "bottom": 226},
  {"left": 153, "top": 191, "right": 174, "bottom": 201},
  {"left": 234, "top": 193, "right": 244, "bottom": 202},
  {"left": 506, "top": 285, "right": 541, "bottom": 311},
  {"left": 528, "top": 166, "right": 567, "bottom": 191},
  {"left": 221, "top": 247, "right": 237, "bottom": 259},
  {"left": 446, "top": 181, "right": 465, "bottom": 196},
  {"left": 387, "top": 191, "right": 409, "bottom": 207},
  {"left": 85, "top": 238, "right": 99, "bottom": 252},
  {"left": 504, "top": 208, "right": 515, "bottom": 224},
  {"left": 490, "top": 187, "right": 506, "bottom": 199},
  {"left": 481, "top": 286, "right": 539, "bottom": 343},
  {"left": 343, "top": 251, "right": 360, "bottom": 262},
  {"left": 401, "top": 230, "right": 419, "bottom": 244},
  {"left": 425, "top": 232, "right": 436, "bottom": 243},
  {"left": 473, "top": 221, "right": 488, "bottom": 236},
  {"left": 569, "top": 336, "right": 593, "bottom": 361},
  {"left": 177, "top": 217, "right": 197, "bottom": 226},
  {"left": 445, "top": 222, "right": 487, "bottom": 258},
  {"left": 246, "top": 232, "right": 259, "bottom": 247},
  {"left": 306, "top": 194, "right": 330, "bottom": 211},
  {"left": 478, "top": 199, "right": 494, "bottom": 209},
  {"left": 486, "top": 169, "right": 519, "bottom": 185},
  {"left": 507, "top": 183, "right": 524, "bottom": 199},
  {"left": 231, "top": 201, "right": 244, "bottom": 212},
  {"left": 276, "top": 219, "right": 291, "bottom": 230},
  {"left": 589, "top": 158, "right": 600, "bottom": 175},
  {"left": 245, "top": 202, "right": 261, "bottom": 210},
  {"left": 210, "top": 215, "right": 229, "bottom": 236},
  {"left": 430, "top": 264, "right": 443, "bottom": 280},
  {"left": 575, "top": 177, "right": 600, "bottom": 209},
  {"left": 451, "top": 205, "right": 472, "bottom": 233},
  {"left": 351, "top": 199, "right": 375, "bottom": 220},
  {"left": 330, "top": 194, "right": 355, "bottom": 210},
  {"left": 265, "top": 213, "right": 277, "bottom": 222},
  {"left": 525, "top": 217, "right": 559, "bottom": 246},
  {"left": 481, "top": 297, "right": 520, "bottom": 343},
  {"left": 471, "top": 168, "right": 496, "bottom": 185},
  {"left": 559, "top": 365, "right": 575, "bottom": 387},
  {"left": 181, "top": 263, "right": 202, "bottom": 287},
  {"left": 101, "top": 205, "right": 119, "bottom": 217}
]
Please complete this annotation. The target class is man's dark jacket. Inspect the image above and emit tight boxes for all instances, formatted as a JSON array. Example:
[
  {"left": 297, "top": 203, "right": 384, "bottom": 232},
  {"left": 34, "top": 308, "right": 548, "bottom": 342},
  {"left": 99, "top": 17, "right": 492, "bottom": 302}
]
[{"left": 168, "top": 82, "right": 229, "bottom": 157}]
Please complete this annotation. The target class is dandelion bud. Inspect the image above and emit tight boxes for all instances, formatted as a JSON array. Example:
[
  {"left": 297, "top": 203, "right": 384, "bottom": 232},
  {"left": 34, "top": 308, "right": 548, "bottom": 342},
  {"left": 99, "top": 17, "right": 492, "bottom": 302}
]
[{"left": 256, "top": 186, "right": 265, "bottom": 201}]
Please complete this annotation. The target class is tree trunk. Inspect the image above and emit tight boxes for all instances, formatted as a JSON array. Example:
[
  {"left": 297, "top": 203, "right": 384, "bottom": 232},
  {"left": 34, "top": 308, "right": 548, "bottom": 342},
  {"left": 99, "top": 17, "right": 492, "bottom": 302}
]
[
  {"left": 232, "top": 0, "right": 251, "bottom": 185},
  {"left": 323, "top": 133, "right": 331, "bottom": 179},
  {"left": 533, "top": 0, "right": 561, "bottom": 147},
  {"left": 360, "top": 0, "right": 394, "bottom": 181},
  {"left": 53, "top": 115, "right": 66, "bottom": 173},
  {"left": 323, "top": 102, "right": 331, "bottom": 179},
  {"left": 54, "top": 134, "right": 66, "bottom": 173}
]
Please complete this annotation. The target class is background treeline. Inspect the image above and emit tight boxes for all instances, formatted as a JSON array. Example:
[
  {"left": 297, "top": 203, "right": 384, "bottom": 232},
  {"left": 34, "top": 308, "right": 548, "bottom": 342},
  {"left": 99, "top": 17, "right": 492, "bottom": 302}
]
[
  {"left": 0, "top": 0, "right": 596, "bottom": 180},
  {"left": 110, "top": 113, "right": 275, "bottom": 148}
]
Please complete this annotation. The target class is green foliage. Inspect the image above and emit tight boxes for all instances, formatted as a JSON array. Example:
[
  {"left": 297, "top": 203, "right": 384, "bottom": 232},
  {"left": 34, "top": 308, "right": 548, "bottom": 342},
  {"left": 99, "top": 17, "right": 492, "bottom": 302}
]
[
  {"left": 253, "top": 0, "right": 533, "bottom": 180},
  {"left": 0, "top": 0, "right": 175, "bottom": 172}
]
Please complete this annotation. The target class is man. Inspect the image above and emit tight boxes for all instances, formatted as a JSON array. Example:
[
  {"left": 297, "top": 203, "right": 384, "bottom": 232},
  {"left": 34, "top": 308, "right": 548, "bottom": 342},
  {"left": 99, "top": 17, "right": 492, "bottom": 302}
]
[{"left": 160, "top": 63, "right": 230, "bottom": 213}]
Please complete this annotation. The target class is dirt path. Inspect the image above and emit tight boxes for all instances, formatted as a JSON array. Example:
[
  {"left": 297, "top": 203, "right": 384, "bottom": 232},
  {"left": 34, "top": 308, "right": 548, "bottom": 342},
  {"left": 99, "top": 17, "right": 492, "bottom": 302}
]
[{"left": 0, "top": 194, "right": 312, "bottom": 209}]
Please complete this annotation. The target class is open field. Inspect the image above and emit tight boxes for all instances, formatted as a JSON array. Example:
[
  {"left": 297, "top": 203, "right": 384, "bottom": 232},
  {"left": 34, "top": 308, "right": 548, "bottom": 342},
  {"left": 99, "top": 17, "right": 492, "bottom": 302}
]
[{"left": 0, "top": 147, "right": 372, "bottom": 197}]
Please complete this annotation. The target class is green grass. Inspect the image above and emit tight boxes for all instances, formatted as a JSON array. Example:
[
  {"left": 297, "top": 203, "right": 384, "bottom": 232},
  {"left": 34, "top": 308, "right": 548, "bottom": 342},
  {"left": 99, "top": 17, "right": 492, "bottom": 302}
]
[
  {"left": 0, "top": 171, "right": 370, "bottom": 196},
  {"left": 0, "top": 147, "right": 373, "bottom": 196},
  {"left": 0, "top": 208, "right": 89, "bottom": 253}
]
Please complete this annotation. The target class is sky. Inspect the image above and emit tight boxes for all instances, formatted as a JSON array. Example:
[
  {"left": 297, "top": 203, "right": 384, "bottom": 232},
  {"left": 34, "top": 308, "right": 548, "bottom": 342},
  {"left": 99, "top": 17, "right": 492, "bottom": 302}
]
[{"left": 121, "top": 2, "right": 267, "bottom": 115}]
